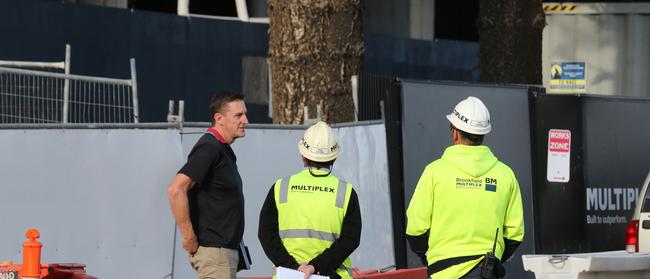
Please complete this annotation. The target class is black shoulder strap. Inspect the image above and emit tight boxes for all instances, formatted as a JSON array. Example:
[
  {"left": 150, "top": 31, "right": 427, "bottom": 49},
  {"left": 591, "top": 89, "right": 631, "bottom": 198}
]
[{"left": 427, "top": 254, "right": 483, "bottom": 276}]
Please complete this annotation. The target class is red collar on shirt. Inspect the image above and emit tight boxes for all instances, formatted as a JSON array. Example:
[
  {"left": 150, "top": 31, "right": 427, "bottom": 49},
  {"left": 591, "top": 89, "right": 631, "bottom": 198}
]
[{"left": 207, "top": 128, "right": 228, "bottom": 144}]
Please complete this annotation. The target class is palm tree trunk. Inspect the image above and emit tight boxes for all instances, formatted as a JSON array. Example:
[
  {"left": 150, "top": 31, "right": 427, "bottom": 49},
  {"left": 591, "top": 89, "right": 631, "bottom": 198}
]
[
  {"left": 269, "top": 0, "right": 364, "bottom": 124},
  {"left": 478, "top": 0, "right": 545, "bottom": 84}
]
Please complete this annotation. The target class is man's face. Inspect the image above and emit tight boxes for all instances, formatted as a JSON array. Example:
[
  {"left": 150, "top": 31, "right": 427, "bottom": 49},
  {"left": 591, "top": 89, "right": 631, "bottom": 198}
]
[{"left": 216, "top": 100, "right": 248, "bottom": 143}]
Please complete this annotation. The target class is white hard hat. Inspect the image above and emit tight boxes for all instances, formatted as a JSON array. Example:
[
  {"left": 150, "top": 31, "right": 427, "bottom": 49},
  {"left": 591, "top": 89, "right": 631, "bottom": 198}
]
[
  {"left": 446, "top": 96, "right": 491, "bottom": 135},
  {"left": 298, "top": 121, "right": 341, "bottom": 162}
]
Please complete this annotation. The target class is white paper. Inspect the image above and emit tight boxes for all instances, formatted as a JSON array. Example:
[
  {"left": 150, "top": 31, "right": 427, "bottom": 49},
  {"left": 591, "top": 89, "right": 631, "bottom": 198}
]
[{"left": 276, "top": 267, "right": 330, "bottom": 279}]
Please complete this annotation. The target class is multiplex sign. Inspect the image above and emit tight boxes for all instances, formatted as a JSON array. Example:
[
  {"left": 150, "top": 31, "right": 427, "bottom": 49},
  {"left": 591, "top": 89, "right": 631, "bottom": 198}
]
[
  {"left": 585, "top": 187, "right": 639, "bottom": 225},
  {"left": 547, "top": 129, "right": 571, "bottom": 183}
]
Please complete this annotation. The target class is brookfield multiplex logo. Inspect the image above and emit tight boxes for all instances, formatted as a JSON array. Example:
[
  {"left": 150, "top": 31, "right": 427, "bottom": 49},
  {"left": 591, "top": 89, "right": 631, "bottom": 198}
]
[
  {"left": 485, "top": 177, "right": 497, "bottom": 192},
  {"left": 455, "top": 177, "right": 497, "bottom": 192}
]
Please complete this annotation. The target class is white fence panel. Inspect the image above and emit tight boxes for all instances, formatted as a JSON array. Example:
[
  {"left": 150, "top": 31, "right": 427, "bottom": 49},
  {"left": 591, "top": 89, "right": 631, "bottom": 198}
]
[
  {"left": 0, "top": 123, "right": 393, "bottom": 279},
  {"left": 174, "top": 123, "right": 394, "bottom": 278},
  {"left": 0, "top": 129, "right": 183, "bottom": 279}
]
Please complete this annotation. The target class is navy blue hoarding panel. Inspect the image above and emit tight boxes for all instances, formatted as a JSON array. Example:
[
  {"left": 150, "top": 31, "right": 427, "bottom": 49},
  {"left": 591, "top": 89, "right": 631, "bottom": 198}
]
[
  {"left": 0, "top": 0, "right": 478, "bottom": 123},
  {"left": 400, "top": 81, "right": 534, "bottom": 278},
  {"left": 0, "top": 0, "right": 477, "bottom": 123},
  {"left": 0, "top": 0, "right": 269, "bottom": 123},
  {"left": 582, "top": 96, "right": 650, "bottom": 251},
  {"left": 381, "top": 78, "right": 408, "bottom": 268},
  {"left": 530, "top": 95, "right": 586, "bottom": 254},
  {"left": 364, "top": 34, "right": 479, "bottom": 82},
  {"left": 530, "top": 94, "right": 650, "bottom": 253}
]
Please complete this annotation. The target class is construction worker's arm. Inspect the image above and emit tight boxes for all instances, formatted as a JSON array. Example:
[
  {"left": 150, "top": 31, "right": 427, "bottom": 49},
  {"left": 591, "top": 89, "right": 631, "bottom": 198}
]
[
  {"left": 501, "top": 171, "right": 524, "bottom": 263},
  {"left": 307, "top": 189, "right": 361, "bottom": 276},
  {"left": 167, "top": 173, "right": 198, "bottom": 254},
  {"left": 406, "top": 232, "right": 429, "bottom": 266},
  {"left": 406, "top": 165, "right": 435, "bottom": 266},
  {"left": 168, "top": 140, "right": 220, "bottom": 254},
  {"left": 258, "top": 186, "right": 300, "bottom": 270}
]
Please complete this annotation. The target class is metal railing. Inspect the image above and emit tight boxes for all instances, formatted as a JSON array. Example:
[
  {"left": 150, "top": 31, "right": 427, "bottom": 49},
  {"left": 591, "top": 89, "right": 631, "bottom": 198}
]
[{"left": 0, "top": 58, "right": 139, "bottom": 124}]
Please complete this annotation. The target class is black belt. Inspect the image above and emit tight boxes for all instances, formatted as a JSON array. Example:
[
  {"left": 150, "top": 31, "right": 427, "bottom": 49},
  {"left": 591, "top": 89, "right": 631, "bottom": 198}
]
[{"left": 427, "top": 254, "right": 483, "bottom": 276}]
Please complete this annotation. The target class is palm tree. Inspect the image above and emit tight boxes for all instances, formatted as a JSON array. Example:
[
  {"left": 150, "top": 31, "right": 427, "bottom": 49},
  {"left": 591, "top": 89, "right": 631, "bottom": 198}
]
[
  {"left": 269, "top": 0, "right": 364, "bottom": 124},
  {"left": 478, "top": 0, "right": 545, "bottom": 84}
]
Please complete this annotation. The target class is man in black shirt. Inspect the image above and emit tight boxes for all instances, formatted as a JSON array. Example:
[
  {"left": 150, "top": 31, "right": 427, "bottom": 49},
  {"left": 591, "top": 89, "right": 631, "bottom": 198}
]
[
  {"left": 167, "top": 91, "right": 248, "bottom": 279},
  {"left": 258, "top": 121, "right": 362, "bottom": 279}
]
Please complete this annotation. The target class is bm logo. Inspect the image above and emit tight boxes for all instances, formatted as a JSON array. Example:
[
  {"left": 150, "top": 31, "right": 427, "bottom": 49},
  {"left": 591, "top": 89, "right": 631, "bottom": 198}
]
[{"left": 485, "top": 178, "right": 497, "bottom": 192}]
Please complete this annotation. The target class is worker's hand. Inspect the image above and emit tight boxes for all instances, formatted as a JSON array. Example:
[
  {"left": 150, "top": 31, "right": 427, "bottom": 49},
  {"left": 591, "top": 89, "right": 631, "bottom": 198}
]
[
  {"left": 182, "top": 235, "right": 199, "bottom": 255},
  {"left": 298, "top": 264, "right": 315, "bottom": 279}
]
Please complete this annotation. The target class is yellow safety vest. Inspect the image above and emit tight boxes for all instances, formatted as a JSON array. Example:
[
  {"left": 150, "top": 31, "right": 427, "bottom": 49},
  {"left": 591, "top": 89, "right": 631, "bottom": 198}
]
[
  {"left": 406, "top": 145, "right": 525, "bottom": 278},
  {"left": 274, "top": 169, "right": 354, "bottom": 279}
]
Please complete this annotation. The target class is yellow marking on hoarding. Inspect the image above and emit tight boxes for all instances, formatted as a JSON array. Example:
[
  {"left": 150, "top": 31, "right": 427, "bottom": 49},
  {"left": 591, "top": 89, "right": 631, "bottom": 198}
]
[{"left": 544, "top": 4, "right": 577, "bottom": 12}]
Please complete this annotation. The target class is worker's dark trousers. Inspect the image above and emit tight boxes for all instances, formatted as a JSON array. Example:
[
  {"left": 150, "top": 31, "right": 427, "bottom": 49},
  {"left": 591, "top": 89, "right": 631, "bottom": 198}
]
[{"left": 461, "top": 265, "right": 498, "bottom": 279}]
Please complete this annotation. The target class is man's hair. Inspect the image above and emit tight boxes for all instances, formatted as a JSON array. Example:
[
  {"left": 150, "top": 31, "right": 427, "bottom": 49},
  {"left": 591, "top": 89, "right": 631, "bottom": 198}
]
[
  {"left": 306, "top": 158, "right": 336, "bottom": 169},
  {"left": 452, "top": 125, "right": 484, "bottom": 145},
  {"left": 209, "top": 91, "right": 244, "bottom": 124}
]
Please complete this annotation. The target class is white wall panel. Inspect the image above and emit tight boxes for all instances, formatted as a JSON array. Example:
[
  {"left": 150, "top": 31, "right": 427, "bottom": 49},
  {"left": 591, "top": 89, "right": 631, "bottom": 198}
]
[
  {"left": 173, "top": 124, "right": 394, "bottom": 278},
  {"left": 0, "top": 124, "right": 392, "bottom": 279},
  {"left": 0, "top": 129, "right": 184, "bottom": 279}
]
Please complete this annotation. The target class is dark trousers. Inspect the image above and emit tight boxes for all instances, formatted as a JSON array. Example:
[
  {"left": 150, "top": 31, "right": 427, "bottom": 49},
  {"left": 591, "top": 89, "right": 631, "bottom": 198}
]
[{"left": 461, "top": 264, "right": 497, "bottom": 279}]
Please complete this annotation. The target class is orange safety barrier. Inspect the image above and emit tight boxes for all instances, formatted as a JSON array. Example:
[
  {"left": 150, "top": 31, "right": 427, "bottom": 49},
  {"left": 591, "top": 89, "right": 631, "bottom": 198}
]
[{"left": 0, "top": 228, "right": 98, "bottom": 279}]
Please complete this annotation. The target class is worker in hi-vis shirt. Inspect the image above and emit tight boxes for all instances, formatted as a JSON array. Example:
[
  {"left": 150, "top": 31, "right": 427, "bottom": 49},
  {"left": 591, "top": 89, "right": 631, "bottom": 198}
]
[
  {"left": 258, "top": 121, "right": 361, "bottom": 279},
  {"left": 406, "top": 96, "right": 524, "bottom": 279}
]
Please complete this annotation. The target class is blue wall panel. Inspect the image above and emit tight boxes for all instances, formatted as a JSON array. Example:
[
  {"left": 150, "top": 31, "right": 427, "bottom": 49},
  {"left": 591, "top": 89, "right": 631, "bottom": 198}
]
[
  {"left": 364, "top": 34, "right": 479, "bottom": 81},
  {"left": 0, "top": 0, "right": 478, "bottom": 123},
  {"left": 0, "top": 0, "right": 269, "bottom": 123}
]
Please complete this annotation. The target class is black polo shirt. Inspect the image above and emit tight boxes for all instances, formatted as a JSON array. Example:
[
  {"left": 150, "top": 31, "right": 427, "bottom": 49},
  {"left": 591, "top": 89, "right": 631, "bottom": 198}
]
[{"left": 179, "top": 130, "right": 244, "bottom": 249}]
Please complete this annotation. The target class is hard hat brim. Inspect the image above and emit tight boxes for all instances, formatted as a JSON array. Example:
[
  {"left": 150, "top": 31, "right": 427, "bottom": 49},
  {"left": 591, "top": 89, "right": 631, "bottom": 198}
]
[
  {"left": 298, "top": 141, "right": 340, "bottom": 162},
  {"left": 446, "top": 114, "right": 491, "bottom": 135}
]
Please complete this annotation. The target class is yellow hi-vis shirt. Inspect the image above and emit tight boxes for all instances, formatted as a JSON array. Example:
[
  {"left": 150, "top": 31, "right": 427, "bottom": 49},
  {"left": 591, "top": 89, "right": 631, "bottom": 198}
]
[
  {"left": 274, "top": 169, "right": 354, "bottom": 279},
  {"left": 406, "top": 145, "right": 524, "bottom": 278}
]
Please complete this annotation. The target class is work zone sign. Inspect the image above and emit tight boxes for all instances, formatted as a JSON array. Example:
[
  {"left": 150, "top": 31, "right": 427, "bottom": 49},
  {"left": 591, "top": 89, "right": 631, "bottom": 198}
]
[{"left": 547, "top": 129, "right": 571, "bottom": 183}]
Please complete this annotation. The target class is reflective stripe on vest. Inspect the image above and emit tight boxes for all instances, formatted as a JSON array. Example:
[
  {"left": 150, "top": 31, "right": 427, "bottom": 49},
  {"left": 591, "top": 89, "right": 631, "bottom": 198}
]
[
  {"left": 335, "top": 179, "right": 348, "bottom": 208},
  {"left": 274, "top": 170, "right": 354, "bottom": 279},
  {"left": 279, "top": 229, "right": 339, "bottom": 242},
  {"left": 279, "top": 176, "right": 290, "bottom": 204}
]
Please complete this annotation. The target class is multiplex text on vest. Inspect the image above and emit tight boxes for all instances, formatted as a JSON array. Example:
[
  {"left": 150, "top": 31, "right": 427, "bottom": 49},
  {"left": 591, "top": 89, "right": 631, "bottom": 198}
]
[{"left": 291, "top": 185, "right": 335, "bottom": 193}]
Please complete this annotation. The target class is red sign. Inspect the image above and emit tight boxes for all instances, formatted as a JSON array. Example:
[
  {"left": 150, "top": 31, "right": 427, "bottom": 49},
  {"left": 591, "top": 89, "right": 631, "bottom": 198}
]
[{"left": 549, "top": 129, "right": 571, "bottom": 153}]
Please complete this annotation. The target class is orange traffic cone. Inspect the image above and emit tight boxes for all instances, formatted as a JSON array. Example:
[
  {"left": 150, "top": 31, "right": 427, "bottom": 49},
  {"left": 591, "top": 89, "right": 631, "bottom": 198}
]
[{"left": 22, "top": 228, "right": 42, "bottom": 279}]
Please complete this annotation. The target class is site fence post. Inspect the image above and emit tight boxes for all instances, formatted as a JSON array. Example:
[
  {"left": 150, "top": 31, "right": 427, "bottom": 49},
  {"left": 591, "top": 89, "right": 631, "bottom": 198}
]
[
  {"left": 130, "top": 58, "right": 140, "bottom": 123},
  {"left": 62, "top": 44, "right": 71, "bottom": 123}
]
